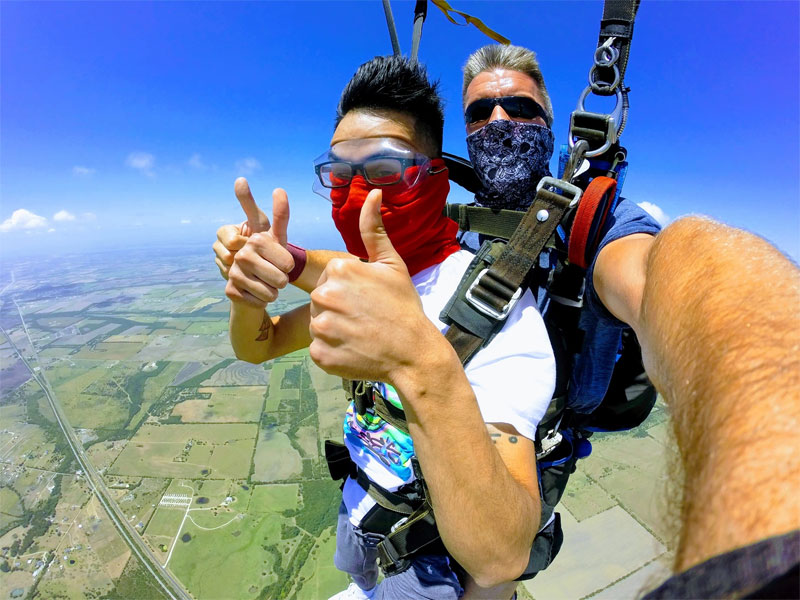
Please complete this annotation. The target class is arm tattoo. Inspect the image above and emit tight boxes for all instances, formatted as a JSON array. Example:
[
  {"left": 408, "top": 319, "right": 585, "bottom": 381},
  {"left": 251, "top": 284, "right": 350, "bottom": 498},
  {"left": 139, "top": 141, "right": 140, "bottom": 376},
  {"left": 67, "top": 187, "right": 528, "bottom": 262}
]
[
  {"left": 255, "top": 313, "right": 271, "bottom": 342},
  {"left": 490, "top": 432, "right": 518, "bottom": 445}
]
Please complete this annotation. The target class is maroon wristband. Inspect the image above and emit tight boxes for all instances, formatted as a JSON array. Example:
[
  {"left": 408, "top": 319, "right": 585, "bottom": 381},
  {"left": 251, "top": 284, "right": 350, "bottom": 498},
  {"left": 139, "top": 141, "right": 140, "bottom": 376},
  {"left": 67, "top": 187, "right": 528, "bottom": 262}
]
[{"left": 286, "top": 243, "right": 307, "bottom": 283}]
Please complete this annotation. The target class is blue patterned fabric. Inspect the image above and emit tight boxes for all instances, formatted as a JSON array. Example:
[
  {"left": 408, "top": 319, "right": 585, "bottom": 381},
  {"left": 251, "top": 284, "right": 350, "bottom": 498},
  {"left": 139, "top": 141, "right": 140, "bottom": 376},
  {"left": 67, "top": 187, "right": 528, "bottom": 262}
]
[{"left": 466, "top": 120, "right": 554, "bottom": 211}]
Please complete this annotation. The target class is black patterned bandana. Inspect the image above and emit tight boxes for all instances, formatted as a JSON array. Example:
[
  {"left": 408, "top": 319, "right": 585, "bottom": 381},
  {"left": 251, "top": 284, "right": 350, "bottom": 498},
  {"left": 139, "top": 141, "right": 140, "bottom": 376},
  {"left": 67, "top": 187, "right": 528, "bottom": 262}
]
[{"left": 466, "top": 120, "right": 555, "bottom": 211}]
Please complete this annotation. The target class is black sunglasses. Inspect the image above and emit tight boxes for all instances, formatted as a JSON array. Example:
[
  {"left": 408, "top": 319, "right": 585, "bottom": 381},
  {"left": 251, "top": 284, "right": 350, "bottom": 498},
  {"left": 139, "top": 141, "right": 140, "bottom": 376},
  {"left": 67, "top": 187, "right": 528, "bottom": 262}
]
[
  {"left": 464, "top": 96, "right": 551, "bottom": 127},
  {"left": 314, "top": 156, "right": 421, "bottom": 188}
]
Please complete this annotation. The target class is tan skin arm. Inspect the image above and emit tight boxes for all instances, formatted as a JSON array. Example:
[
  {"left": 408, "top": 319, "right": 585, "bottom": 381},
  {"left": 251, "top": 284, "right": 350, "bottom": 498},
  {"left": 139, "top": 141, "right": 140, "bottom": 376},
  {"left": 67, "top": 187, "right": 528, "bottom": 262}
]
[{"left": 595, "top": 218, "right": 800, "bottom": 573}]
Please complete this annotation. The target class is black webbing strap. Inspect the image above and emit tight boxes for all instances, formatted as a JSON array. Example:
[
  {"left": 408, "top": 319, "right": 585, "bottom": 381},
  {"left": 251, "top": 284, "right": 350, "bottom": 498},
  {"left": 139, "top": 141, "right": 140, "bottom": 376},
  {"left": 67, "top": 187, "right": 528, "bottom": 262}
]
[
  {"left": 377, "top": 500, "right": 445, "bottom": 575},
  {"left": 444, "top": 185, "right": 575, "bottom": 364},
  {"left": 355, "top": 469, "right": 418, "bottom": 516},
  {"left": 597, "top": 0, "right": 640, "bottom": 89},
  {"left": 443, "top": 203, "right": 524, "bottom": 239}
]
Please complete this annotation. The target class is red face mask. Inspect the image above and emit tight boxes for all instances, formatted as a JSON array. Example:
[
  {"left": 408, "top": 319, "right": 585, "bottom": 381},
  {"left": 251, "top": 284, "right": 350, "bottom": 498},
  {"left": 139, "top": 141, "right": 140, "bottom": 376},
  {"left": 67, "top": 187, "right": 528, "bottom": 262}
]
[{"left": 330, "top": 159, "right": 461, "bottom": 276}]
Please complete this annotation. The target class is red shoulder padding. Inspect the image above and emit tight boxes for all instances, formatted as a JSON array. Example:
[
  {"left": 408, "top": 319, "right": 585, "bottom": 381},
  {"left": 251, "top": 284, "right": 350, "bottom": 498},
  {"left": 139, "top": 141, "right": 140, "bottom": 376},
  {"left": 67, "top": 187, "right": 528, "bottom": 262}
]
[{"left": 568, "top": 176, "right": 617, "bottom": 269}]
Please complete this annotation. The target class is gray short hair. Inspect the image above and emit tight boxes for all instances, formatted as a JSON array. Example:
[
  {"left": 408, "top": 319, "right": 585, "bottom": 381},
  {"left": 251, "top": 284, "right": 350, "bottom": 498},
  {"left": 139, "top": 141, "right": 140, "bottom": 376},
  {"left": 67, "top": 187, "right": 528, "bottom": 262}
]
[{"left": 462, "top": 44, "right": 553, "bottom": 127}]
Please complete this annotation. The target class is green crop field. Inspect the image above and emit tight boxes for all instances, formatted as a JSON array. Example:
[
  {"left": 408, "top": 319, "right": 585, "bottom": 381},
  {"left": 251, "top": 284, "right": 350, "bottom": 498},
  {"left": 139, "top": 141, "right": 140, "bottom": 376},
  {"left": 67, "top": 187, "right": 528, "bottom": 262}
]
[
  {"left": 48, "top": 364, "right": 108, "bottom": 397},
  {"left": 184, "top": 321, "right": 229, "bottom": 335},
  {"left": 249, "top": 484, "right": 299, "bottom": 514},
  {"left": 209, "top": 438, "right": 257, "bottom": 479},
  {"left": 62, "top": 393, "right": 129, "bottom": 430},
  {"left": 191, "top": 479, "right": 234, "bottom": 506},
  {"left": 0, "top": 402, "right": 25, "bottom": 423},
  {"left": 146, "top": 506, "right": 187, "bottom": 538},
  {"left": 168, "top": 512, "right": 283, "bottom": 600},
  {"left": 296, "top": 528, "right": 348, "bottom": 600},
  {"left": 110, "top": 424, "right": 257, "bottom": 479}
]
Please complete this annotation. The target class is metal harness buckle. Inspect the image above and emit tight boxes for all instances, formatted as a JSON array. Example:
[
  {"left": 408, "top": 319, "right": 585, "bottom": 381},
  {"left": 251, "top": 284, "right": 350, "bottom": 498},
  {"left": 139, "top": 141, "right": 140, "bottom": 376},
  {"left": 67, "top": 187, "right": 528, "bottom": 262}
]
[
  {"left": 536, "top": 177, "right": 584, "bottom": 208},
  {"left": 465, "top": 269, "right": 522, "bottom": 321}
]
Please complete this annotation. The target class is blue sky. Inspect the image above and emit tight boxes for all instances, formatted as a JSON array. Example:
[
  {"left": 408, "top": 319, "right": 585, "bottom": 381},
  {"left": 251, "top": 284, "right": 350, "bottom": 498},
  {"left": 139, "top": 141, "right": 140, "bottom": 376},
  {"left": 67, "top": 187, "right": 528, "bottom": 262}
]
[{"left": 1, "top": 1, "right": 798, "bottom": 261}]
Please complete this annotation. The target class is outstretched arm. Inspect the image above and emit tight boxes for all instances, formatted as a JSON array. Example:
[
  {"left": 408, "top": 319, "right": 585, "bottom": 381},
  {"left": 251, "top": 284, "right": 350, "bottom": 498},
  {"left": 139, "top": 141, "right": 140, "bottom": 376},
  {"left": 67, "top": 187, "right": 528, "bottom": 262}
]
[{"left": 598, "top": 217, "right": 800, "bottom": 572}]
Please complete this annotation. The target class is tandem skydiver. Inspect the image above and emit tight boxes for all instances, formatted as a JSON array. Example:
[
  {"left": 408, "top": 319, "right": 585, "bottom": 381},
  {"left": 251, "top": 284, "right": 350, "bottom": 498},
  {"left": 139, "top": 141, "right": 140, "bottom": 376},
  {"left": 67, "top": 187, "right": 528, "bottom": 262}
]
[
  {"left": 215, "top": 45, "right": 799, "bottom": 599},
  {"left": 220, "top": 55, "right": 556, "bottom": 599}
]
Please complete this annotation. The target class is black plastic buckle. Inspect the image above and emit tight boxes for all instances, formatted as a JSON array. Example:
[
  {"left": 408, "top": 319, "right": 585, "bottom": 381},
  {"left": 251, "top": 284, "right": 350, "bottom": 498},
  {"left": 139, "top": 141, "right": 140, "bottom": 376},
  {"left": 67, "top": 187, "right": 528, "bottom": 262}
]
[{"left": 377, "top": 537, "right": 412, "bottom": 576}]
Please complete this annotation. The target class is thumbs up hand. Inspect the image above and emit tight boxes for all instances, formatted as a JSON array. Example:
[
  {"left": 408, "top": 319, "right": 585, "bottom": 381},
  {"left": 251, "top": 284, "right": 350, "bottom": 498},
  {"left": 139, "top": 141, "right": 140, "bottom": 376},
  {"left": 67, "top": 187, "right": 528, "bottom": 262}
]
[
  {"left": 308, "top": 190, "right": 437, "bottom": 383},
  {"left": 213, "top": 178, "right": 272, "bottom": 280},
  {"left": 225, "top": 181, "right": 295, "bottom": 308}
]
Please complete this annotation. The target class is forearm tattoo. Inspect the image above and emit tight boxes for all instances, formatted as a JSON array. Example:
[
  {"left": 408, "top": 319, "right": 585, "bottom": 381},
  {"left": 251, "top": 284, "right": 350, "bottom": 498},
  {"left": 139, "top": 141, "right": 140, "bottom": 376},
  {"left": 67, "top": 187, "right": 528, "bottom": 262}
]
[
  {"left": 255, "top": 313, "right": 271, "bottom": 342},
  {"left": 490, "top": 432, "right": 519, "bottom": 445}
]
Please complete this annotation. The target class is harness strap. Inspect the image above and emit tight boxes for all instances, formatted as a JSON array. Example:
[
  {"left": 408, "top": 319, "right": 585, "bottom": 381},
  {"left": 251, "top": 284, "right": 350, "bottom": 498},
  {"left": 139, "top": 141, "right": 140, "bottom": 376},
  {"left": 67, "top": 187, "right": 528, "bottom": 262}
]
[
  {"left": 444, "top": 183, "right": 576, "bottom": 365},
  {"left": 598, "top": 0, "right": 640, "bottom": 88},
  {"left": 355, "top": 468, "right": 419, "bottom": 516},
  {"left": 377, "top": 500, "right": 445, "bottom": 576},
  {"left": 568, "top": 176, "right": 617, "bottom": 269},
  {"left": 443, "top": 203, "right": 524, "bottom": 240}
]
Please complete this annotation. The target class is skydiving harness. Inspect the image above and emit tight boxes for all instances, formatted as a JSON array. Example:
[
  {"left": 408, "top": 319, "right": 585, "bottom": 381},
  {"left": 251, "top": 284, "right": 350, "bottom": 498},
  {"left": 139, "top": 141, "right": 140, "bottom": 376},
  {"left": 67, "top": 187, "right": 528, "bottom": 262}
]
[{"left": 324, "top": 0, "right": 652, "bottom": 579}]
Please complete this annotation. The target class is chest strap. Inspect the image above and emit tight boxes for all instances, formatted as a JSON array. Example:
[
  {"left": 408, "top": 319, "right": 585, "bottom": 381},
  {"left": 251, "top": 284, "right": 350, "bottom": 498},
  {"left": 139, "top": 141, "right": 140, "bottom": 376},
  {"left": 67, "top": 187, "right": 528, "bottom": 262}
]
[{"left": 441, "top": 179, "right": 580, "bottom": 365}]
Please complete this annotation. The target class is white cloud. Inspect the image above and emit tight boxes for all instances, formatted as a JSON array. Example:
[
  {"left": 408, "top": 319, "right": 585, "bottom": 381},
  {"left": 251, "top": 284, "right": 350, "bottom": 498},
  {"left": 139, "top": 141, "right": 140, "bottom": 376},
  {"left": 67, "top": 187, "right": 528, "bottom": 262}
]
[
  {"left": 72, "top": 166, "right": 96, "bottom": 176},
  {"left": 53, "top": 210, "right": 76, "bottom": 222},
  {"left": 180, "top": 219, "right": 191, "bottom": 224},
  {"left": 637, "top": 201, "right": 671, "bottom": 227},
  {"left": 47, "top": 228, "right": 56, "bottom": 233},
  {"left": 82, "top": 212, "right": 97, "bottom": 221},
  {"left": 187, "top": 153, "right": 207, "bottom": 170},
  {"left": 0, "top": 209, "right": 48, "bottom": 232},
  {"left": 235, "top": 157, "right": 262, "bottom": 176},
  {"left": 126, "top": 152, "right": 156, "bottom": 176}
]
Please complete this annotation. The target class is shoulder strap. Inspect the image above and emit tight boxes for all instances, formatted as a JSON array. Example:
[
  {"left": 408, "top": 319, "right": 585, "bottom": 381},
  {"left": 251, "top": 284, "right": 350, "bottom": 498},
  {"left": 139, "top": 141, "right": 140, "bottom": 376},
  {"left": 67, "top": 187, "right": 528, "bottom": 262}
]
[
  {"left": 567, "top": 176, "right": 617, "bottom": 269},
  {"left": 441, "top": 178, "right": 581, "bottom": 365}
]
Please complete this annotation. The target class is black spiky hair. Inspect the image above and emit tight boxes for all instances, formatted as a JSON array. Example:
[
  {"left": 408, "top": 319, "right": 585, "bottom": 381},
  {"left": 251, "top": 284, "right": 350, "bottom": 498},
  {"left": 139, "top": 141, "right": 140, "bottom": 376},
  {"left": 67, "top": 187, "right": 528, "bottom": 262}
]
[{"left": 336, "top": 55, "right": 444, "bottom": 156}]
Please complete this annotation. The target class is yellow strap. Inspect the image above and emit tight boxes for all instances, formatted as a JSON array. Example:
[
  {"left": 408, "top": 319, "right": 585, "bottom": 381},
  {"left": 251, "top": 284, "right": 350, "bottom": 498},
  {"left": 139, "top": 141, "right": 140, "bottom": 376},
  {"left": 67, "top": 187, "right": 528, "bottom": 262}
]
[{"left": 430, "top": 0, "right": 511, "bottom": 45}]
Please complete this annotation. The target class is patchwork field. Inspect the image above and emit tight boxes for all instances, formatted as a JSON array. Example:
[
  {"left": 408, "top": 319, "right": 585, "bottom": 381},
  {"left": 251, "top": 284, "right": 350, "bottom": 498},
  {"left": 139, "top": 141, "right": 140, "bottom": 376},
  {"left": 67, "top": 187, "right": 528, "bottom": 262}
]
[
  {"left": 170, "top": 386, "right": 265, "bottom": 423},
  {"left": 203, "top": 361, "right": 271, "bottom": 386},
  {"left": 109, "top": 424, "right": 257, "bottom": 479}
]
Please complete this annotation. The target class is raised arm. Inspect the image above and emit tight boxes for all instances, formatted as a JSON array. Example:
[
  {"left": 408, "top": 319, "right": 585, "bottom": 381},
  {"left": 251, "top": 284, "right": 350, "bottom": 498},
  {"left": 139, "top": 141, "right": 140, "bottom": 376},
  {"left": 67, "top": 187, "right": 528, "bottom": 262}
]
[
  {"left": 213, "top": 178, "right": 351, "bottom": 292},
  {"left": 308, "top": 190, "right": 541, "bottom": 586},
  {"left": 224, "top": 185, "right": 312, "bottom": 364},
  {"left": 597, "top": 217, "right": 800, "bottom": 573}
]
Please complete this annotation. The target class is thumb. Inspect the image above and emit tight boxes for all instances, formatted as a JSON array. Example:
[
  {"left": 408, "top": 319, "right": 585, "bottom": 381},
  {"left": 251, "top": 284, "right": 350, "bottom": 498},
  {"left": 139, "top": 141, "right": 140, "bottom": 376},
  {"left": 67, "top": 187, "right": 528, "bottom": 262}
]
[
  {"left": 269, "top": 188, "right": 290, "bottom": 247},
  {"left": 359, "top": 189, "right": 400, "bottom": 265},
  {"left": 235, "top": 177, "right": 270, "bottom": 234}
]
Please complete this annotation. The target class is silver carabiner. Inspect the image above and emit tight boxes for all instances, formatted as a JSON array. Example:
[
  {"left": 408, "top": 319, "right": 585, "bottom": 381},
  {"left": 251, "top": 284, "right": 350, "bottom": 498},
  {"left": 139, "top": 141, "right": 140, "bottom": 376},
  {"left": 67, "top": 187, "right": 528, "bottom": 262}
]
[{"left": 569, "top": 86, "right": 624, "bottom": 157}]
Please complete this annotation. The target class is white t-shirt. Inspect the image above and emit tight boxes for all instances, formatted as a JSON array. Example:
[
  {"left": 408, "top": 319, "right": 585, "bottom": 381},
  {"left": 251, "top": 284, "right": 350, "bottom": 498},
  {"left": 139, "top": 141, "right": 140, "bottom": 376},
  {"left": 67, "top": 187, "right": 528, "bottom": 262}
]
[{"left": 342, "top": 249, "right": 556, "bottom": 525}]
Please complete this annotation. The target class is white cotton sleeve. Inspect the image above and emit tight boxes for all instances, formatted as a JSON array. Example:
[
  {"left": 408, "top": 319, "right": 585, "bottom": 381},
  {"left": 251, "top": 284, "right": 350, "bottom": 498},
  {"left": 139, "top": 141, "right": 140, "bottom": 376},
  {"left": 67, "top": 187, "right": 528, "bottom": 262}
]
[{"left": 462, "top": 289, "right": 556, "bottom": 441}]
